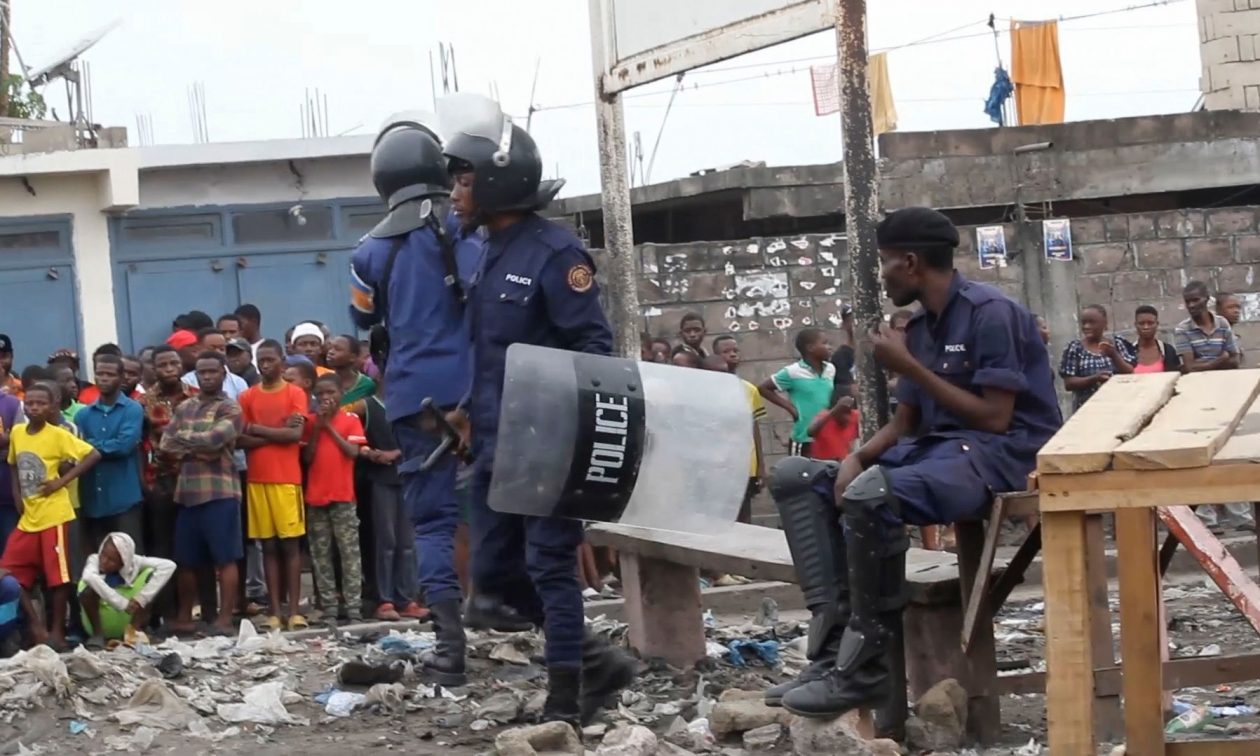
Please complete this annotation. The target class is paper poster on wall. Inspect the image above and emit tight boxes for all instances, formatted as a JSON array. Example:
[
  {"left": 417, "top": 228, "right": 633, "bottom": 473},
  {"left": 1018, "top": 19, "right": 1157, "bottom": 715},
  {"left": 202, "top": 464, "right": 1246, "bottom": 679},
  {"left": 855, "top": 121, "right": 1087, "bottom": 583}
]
[
  {"left": 1043, "top": 218, "right": 1073, "bottom": 262},
  {"left": 976, "top": 226, "right": 1008, "bottom": 270}
]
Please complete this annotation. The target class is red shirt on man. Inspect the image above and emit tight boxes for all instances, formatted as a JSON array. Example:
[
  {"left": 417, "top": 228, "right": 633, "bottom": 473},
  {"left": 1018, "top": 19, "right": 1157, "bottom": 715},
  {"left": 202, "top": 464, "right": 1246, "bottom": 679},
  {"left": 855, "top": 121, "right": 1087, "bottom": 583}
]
[{"left": 304, "top": 411, "right": 366, "bottom": 506}]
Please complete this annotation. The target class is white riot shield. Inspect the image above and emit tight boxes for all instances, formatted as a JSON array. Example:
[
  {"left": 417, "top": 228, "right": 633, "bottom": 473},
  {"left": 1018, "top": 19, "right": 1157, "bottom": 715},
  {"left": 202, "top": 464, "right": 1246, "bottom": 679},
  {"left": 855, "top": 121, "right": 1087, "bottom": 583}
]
[{"left": 488, "top": 344, "right": 753, "bottom": 531}]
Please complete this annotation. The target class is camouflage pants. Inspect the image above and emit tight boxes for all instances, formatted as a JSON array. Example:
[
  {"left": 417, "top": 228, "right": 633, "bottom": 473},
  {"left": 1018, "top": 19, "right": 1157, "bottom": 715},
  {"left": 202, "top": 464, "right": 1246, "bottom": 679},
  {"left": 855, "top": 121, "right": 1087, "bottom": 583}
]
[{"left": 307, "top": 502, "right": 362, "bottom": 616}]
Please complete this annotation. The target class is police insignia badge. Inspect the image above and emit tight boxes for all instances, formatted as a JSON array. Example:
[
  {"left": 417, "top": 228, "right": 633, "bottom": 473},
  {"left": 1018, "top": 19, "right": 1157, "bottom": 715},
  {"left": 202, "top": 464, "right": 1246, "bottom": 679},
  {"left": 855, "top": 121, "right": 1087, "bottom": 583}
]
[{"left": 566, "top": 264, "right": 593, "bottom": 293}]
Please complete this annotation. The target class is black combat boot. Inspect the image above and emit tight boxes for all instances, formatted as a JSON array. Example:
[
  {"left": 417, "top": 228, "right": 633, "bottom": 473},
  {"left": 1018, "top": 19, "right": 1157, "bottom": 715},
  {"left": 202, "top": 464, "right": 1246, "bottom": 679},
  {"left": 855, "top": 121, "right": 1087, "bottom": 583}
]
[
  {"left": 763, "top": 457, "right": 849, "bottom": 707},
  {"left": 464, "top": 594, "right": 536, "bottom": 632},
  {"left": 419, "top": 600, "right": 467, "bottom": 686},
  {"left": 541, "top": 666, "right": 582, "bottom": 730},
  {"left": 579, "top": 634, "right": 636, "bottom": 725},
  {"left": 781, "top": 466, "right": 907, "bottom": 719}
]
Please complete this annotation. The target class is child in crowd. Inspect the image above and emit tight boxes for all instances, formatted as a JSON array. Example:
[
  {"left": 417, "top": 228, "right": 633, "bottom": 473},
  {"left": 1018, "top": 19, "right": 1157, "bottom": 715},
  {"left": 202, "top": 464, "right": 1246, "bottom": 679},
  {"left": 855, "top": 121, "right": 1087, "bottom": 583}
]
[
  {"left": 702, "top": 354, "right": 765, "bottom": 523},
  {"left": 0, "top": 568, "right": 19, "bottom": 656},
  {"left": 79, "top": 532, "right": 175, "bottom": 644},
  {"left": 360, "top": 375, "right": 426, "bottom": 621},
  {"left": 671, "top": 346, "right": 703, "bottom": 369},
  {"left": 759, "top": 328, "right": 836, "bottom": 457},
  {"left": 303, "top": 375, "right": 366, "bottom": 624},
  {"left": 807, "top": 395, "right": 860, "bottom": 462},
  {"left": 284, "top": 359, "right": 319, "bottom": 412},
  {"left": 1, "top": 382, "right": 100, "bottom": 649},
  {"left": 678, "top": 313, "right": 708, "bottom": 357},
  {"left": 239, "top": 341, "right": 310, "bottom": 631},
  {"left": 713, "top": 335, "right": 741, "bottom": 374}
]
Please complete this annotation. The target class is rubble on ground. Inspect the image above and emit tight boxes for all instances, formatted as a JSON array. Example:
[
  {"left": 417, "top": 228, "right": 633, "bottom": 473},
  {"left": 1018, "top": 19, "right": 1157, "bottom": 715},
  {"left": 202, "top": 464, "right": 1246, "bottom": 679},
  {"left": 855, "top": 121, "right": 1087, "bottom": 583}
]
[{"left": 2, "top": 578, "right": 1258, "bottom": 754}]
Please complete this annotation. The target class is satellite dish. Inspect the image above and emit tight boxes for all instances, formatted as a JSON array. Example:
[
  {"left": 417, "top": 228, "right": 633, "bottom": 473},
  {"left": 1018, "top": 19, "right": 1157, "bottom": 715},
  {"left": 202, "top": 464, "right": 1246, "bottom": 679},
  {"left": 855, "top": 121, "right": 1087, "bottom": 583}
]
[{"left": 26, "top": 19, "right": 121, "bottom": 87}]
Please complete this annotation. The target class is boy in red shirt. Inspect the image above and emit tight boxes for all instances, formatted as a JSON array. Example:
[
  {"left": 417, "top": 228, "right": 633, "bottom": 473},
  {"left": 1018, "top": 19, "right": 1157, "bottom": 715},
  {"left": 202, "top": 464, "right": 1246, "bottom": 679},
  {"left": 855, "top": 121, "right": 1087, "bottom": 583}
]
[
  {"left": 303, "top": 375, "right": 367, "bottom": 624},
  {"left": 807, "top": 396, "right": 860, "bottom": 462},
  {"left": 237, "top": 340, "right": 309, "bottom": 631}
]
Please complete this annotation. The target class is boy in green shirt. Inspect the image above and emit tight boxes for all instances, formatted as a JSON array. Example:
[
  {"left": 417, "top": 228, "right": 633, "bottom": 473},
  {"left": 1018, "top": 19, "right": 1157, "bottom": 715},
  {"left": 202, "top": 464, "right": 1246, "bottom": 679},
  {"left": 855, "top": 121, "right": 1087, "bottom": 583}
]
[{"left": 759, "top": 328, "right": 836, "bottom": 458}]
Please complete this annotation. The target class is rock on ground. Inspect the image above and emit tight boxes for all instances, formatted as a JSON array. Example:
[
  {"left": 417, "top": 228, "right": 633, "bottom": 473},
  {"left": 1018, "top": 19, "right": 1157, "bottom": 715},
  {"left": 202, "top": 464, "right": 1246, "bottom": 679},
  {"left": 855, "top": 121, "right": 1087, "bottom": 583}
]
[
  {"left": 909, "top": 678, "right": 968, "bottom": 751},
  {"left": 495, "top": 721, "right": 584, "bottom": 756},
  {"left": 789, "top": 712, "right": 901, "bottom": 756},
  {"left": 742, "top": 723, "right": 783, "bottom": 751},
  {"left": 709, "top": 699, "right": 792, "bottom": 738},
  {"left": 595, "top": 725, "right": 658, "bottom": 756}
]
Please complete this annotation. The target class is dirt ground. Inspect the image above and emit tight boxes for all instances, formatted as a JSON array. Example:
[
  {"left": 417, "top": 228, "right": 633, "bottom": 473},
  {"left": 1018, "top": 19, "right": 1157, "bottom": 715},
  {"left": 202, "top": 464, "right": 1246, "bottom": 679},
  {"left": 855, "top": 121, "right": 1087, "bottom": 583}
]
[{"left": 2, "top": 570, "right": 1259, "bottom": 756}]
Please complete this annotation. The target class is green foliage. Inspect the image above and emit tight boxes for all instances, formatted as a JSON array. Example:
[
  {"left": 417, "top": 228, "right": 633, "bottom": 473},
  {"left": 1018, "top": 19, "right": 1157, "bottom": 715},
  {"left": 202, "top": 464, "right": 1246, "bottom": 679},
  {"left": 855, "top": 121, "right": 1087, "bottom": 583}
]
[{"left": 4, "top": 74, "right": 46, "bottom": 120}]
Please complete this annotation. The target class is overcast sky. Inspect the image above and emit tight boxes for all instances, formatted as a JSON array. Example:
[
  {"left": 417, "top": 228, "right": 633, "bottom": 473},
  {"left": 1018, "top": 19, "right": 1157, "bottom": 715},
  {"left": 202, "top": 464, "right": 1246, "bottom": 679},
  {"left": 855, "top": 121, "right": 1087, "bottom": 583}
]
[{"left": 15, "top": 0, "right": 1200, "bottom": 196}]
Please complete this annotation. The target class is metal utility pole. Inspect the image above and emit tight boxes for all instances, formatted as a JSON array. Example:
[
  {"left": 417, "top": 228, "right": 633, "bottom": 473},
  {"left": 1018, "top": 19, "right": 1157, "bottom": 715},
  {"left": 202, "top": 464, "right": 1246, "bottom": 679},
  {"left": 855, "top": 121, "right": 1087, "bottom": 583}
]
[
  {"left": 835, "top": 0, "right": 888, "bottom": 435},
  {"left": 589, "top": 0, "right": 640, "bottom": 358},
  {"left": 0, "top": 0, "right": 12, "bottom": 117}
]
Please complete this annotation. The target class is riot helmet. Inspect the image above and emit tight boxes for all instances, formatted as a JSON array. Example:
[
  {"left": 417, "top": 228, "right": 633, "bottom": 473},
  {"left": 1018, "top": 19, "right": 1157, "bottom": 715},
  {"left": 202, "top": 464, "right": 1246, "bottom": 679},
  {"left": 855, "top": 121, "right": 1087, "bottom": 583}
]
[
  {"left": 368, "top": 111, "right": 451, "bottom": 238},
  {"left": 437, "top": 93, "right": 564, "bottom": 216}
]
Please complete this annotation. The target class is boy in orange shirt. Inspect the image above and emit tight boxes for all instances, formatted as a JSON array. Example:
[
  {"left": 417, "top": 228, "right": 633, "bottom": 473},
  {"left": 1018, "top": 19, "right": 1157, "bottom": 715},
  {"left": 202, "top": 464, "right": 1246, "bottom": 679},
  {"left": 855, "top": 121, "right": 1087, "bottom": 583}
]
[
  {"left": 302, "top": 375, "right": 366, "bottom": 624},
  {"left": 237, "top": 340, "right": 309, "bottom": 631},
  {"left": 807, "top": 396, "right": 860, "bottom": 462}
]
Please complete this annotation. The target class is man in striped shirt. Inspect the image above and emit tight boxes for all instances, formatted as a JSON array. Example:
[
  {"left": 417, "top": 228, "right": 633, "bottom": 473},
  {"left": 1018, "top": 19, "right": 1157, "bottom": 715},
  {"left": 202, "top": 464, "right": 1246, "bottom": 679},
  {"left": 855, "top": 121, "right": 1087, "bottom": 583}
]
[{"left": 1176, "top": 280, "right": 1249, "bottom": 531}]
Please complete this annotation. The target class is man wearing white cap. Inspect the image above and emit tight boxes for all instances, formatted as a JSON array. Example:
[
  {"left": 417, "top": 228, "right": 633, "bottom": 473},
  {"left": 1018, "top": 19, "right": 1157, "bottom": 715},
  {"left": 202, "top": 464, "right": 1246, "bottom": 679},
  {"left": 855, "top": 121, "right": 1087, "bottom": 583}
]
[{"left": 290, "top": 322, "right": 332, "bottom": 375}]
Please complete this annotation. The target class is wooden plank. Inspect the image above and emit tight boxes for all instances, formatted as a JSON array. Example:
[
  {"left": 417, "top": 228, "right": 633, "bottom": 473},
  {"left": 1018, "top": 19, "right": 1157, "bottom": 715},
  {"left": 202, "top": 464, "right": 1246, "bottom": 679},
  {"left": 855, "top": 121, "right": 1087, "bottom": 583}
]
[
  {"left": 1037, "top": 372, "right": 1178, "bottom": 474},
  {"left": 586, "top": 521, "right": 973, "bottom": 604},
  {"left": 988, "top": 523, "right": 1041, "bottom": 610},
  {"left": 1042, "top": 510, "right": 1096, "bottom": 756},
  {"left": 1167, "top": 740, "right": 1260, "bottom": 756},
  {"left": 954, "top": 521, "right": 1000, "bottom": 743},
  {"left": 961, "top": 500, "right": 1006, "bottom": 654},
  {"left": 1114, "top": 370, "right": 1260, "bottom": 470},
  {"left": 1085, "top": 515, "right": 1124, "bottom": 742},
  {"left": 1158, "top": 506, "right": 1260, "bottom": 635},
  {"left": 1039, "top": 464, "right": 1260, "bottom": 512},
  {"left": 1116, "top": 508, "right": 1166, "bottom": 756},
  {"left": 1215, "top": 393, "right": 1260, "bottom": 465},
  {"left": 994, "top": 651, "right": 1260, "bottom": 697},
  {"left": 619, "top": 553, "right": 706, "bottom": 667}
]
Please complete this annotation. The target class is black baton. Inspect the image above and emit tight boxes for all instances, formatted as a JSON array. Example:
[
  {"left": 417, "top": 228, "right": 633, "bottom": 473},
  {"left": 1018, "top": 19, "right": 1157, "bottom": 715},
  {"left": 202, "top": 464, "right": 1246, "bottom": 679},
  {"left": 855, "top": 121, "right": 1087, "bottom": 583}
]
[{"left": 418, "top": 397, "right": 467, "bottom": 472}]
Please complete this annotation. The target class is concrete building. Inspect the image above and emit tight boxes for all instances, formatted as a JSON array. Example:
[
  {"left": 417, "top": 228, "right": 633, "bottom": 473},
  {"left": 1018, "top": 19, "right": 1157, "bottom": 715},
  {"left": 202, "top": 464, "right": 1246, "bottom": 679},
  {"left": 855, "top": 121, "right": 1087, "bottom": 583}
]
[
  {"left": 0, "top": 137, "right": 376, "bottom": 364},
  {"left": 1198, "top": 0, "right": 1260, "bottom": 111}
]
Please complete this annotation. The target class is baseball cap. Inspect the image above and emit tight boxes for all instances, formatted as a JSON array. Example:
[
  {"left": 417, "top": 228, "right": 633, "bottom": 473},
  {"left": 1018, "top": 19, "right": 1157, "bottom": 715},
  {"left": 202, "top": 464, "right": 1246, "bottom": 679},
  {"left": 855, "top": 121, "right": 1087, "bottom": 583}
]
[
  {"left": 166, "top": 330, "right": 198, "bottom": 349},
  {"left": 0, "top": 334, "right": 11, "bottom": 354},
  {"left": 226, "top": 337, "right": 251, "bottom": 353}
]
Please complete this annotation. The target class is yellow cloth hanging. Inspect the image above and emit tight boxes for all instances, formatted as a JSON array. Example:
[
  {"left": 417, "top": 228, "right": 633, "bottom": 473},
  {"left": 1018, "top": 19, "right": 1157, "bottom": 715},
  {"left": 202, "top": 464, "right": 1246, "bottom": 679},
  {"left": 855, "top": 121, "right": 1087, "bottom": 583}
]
[
  {"left": 868, "top": 52, "right": 897, "bottom": 136},
  {"left": 1010, "top": 19, "right": 1065, "bottom": 125}
]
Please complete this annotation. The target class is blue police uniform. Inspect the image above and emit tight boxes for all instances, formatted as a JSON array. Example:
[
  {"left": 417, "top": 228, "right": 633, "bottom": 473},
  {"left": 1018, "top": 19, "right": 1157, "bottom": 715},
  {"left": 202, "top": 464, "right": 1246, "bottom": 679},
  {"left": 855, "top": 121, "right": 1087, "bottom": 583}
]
[
  {"left": 816, "top": 272, "right": 1061, "bottom": 524},
  {"left": 350, "top": 225, "right": 471, "bottom": 607},
  {"left": 468, "top": 212, "right": 613, "bottom": 667}
]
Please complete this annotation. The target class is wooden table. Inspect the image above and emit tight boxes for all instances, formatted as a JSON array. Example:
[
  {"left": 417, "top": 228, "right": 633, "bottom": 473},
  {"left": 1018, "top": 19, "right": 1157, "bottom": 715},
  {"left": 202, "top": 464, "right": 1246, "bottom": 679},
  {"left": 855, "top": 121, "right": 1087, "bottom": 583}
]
[{"left": 1037, "top": 370, "right": 1260, "bottom": 755}]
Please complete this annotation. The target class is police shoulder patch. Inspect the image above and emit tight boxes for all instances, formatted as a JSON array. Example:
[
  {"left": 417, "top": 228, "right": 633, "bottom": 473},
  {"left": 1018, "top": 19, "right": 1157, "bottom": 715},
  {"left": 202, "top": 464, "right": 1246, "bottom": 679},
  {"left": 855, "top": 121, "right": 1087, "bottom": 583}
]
[{"left": 566, "top": 263, "right": 594, "bottom": 293}]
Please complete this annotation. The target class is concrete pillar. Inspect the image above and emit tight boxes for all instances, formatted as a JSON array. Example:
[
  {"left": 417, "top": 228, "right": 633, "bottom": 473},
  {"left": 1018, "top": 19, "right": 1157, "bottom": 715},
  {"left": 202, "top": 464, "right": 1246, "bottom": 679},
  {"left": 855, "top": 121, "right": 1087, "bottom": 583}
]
[{"left": 1198, "top": 0, "right": 1260, "bottom": 111}]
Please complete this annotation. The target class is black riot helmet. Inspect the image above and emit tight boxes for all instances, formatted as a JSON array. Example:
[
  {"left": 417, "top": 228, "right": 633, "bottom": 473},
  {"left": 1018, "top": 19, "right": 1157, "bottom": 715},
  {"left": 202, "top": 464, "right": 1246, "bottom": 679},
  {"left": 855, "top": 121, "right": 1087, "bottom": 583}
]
[
  {"left": 368, "top": 111, "right": 452, "bottom": 238},
  {"left": 438, "top": 94, "right": 563, "bottom": 215}
]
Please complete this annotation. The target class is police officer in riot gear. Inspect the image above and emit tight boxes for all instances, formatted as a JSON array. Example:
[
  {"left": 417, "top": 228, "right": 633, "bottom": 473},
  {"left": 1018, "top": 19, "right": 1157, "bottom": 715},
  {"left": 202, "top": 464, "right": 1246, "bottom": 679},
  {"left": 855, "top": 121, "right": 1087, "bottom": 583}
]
[
  {"left": 442, "top": 94, "right": 634, "bottom": 728},
  {"left": 349, "top": 113, "right": 473, "bottom": 686},
  {"left": 765, "top": 207, "right": 1060, "bottom": 720}
]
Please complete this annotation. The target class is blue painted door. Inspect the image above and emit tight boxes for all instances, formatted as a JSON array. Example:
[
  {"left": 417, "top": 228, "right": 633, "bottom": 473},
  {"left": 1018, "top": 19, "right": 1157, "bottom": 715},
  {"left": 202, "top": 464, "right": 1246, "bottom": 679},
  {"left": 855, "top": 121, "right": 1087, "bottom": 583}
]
[
  {"left": 236, "top": 250, "right": 354, "bottom": 341},
  {"left": 0, "top": 265, "right": 78, "bottom": 366},
  {"left": 121, "top": 258, "right": 237, "bottom": 351}
]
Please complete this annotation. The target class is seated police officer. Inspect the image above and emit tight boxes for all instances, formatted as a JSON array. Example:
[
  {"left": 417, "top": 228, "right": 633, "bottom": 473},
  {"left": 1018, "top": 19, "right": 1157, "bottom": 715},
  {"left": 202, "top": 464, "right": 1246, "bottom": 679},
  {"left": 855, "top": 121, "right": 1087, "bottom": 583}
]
[{"left": 766, "top": 207, "right": 1061, "bottom": 718}]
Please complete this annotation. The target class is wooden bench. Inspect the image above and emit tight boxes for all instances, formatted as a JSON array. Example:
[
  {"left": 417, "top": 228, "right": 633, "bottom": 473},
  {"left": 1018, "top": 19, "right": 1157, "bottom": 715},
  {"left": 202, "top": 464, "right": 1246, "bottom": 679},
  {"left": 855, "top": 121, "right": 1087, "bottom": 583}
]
[{"left": 587, "top": 519, "right": 1005, "bottom": 741}]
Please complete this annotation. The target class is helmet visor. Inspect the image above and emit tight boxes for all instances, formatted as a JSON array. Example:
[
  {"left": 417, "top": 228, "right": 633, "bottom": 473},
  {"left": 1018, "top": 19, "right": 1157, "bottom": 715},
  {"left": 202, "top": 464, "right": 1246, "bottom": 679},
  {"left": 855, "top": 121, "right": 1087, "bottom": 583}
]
[{"left": 437, "top": 93, "right": 514, "bottom": 163}]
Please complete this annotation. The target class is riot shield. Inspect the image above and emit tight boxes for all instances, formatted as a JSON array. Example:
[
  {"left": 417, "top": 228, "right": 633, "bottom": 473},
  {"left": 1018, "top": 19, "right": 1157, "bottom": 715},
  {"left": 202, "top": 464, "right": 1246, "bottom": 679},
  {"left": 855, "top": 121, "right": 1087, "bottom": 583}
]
[{"left": 488, "top": 344, "right": 752, "bottom": 531}]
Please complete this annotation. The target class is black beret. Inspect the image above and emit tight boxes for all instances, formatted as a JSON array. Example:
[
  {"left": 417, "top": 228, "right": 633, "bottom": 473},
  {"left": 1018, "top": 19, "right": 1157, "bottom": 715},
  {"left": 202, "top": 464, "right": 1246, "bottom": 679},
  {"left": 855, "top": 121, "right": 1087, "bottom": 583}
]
[{"left": 876, "top": 207, "right": 959, "bottom": 249}]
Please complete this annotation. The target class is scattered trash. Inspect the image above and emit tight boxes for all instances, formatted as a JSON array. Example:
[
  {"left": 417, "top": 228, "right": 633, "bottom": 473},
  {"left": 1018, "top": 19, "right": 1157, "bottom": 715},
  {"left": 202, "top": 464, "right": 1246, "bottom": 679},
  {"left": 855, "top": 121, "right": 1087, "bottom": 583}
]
[
  {"left": 1166, "top": 705, "right": 1210, "bottom": 734},
  {"left": 157, "top": 652, "right": 184, "bottom": 680},
  {"left": 216, "top": 681, "right": 308, "bottom": 726},
  {"left": 113, "top": 679, "right": 202, "bottom": 730},
  {"left": 374, "top": 630, "right": 434, "bottom": 656},
  {"left": 754, "top": 597, "right": 779, "bottom": 626},
  {"left": 415, "top": 683, "right": 466, "bottom": 701},
  {"left": 1171, "top": 698, "right": 1258, "bottom": 718},
  {"left": 1198, "top": 643, "right": 1223, "bottom": 657},
  {"left": 1014, "top": 739, "right": 1044, "bottom": 755},
  {"left": 470, "top": 718, "right": 493, "bottom": 732},
  {"left": 104, "top": 725, "right": 158, "bottom": 753},
  {"left": 68, "top": 720, "right": 88, "bottom": 735},
  {"left": 66, "top": 646, "right": 109, "bottom": 681},
  {"left": 0, "top": 645, "right": 71, "bottom": 698},
  {"left": 323, "top": 690, "right": 367, "bottom": 718},
  {"left": 726, "top": 639, "right": 780, "bottom": 668},
  {"left": 338, "top": 658, "right": 405, "bottom": 686},
  {"left": 364, "top": 682, "right": 406, "bottom": 713},
  {"left": 705, "top": 641, "right": 728, "bottom": 659},
  {"left": 702, "top": 610, "right": 717, "bottom": 629},
  {"left": 489, "top": 640, "right": 532, "bottom": 665}
]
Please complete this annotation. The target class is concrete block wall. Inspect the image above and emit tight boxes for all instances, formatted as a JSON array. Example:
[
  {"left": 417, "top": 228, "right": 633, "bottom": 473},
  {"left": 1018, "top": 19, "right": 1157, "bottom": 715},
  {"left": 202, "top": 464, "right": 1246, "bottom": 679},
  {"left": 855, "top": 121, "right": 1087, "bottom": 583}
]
[
  {"left": 601, "top": 205, "right": 1260, "bottom": 487},
  {"left": 1199, "top": 0, "right": 1260, "bottom": 110}
]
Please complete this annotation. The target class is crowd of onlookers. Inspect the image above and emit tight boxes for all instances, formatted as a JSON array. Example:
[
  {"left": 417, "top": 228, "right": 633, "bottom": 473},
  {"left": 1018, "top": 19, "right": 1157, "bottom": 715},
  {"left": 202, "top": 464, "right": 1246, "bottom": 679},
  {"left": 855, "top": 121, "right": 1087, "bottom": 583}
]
[{"left": 0, "top": 304, "right": 435, "bottom": 651}]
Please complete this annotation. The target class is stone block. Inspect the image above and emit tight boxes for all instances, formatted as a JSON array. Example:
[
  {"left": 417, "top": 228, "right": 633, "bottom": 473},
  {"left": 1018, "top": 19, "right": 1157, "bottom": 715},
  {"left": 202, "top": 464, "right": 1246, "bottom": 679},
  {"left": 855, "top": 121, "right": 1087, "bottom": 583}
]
[
  {"left": 1079, "top": 243, "right": 1130, "bottom": 273},
  {"left": 1070, "top": 217, "right": 1107, "bottom": 244},
  {"left": 684, "top": 270, "right": 737, "bottom": 302},
  {"left": 1134, "top": 239, "right": 1185, "bottom": 269},
  {"left": 789, "top": 713, "right": 900, "bottom": 756},
  {"left": 1217, "top": 264, "right": 1260, "bottom": 293},
  {"left": 709, "top": 699, "right": 792, "bottom": 738},
  {"left": 730, "top": 329, "right": 794, "bottom": 363},
  {"left": 765, "top": 236, "right": 821, "bottom": 268},
  {"left": 637, "top": 276, "right": 675, "bottom": 305},
  {"left": 1128, "top": 213, "right": 1158, "bottom": 240},
  {"left": 1156, "top": 210, "right": 1205, "bottom": 238},
  {"left": 1188, "top": 237, "right": 1234, "bottom": 267},
  {"left": 1161, "top": 268, "right": 1219, "bottom": 298},
  {"left": 1104, "top": 214, "right": 1130, "bottom": 241},
  {"left": 1237, "top": 235, "right": 1260, "bottom": 263},
  {"left": 789, "top": 263, "right": 843, "bottom": 299},
  {"left": 1076, "top": 274, "right": 1113, "bottom": 306},
  {"left": 1111, "top": 271, "right": 1162, "bottom": 303},
  {"left": 1207, "top": 208, "right": 1258, "bottom": 235}
]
